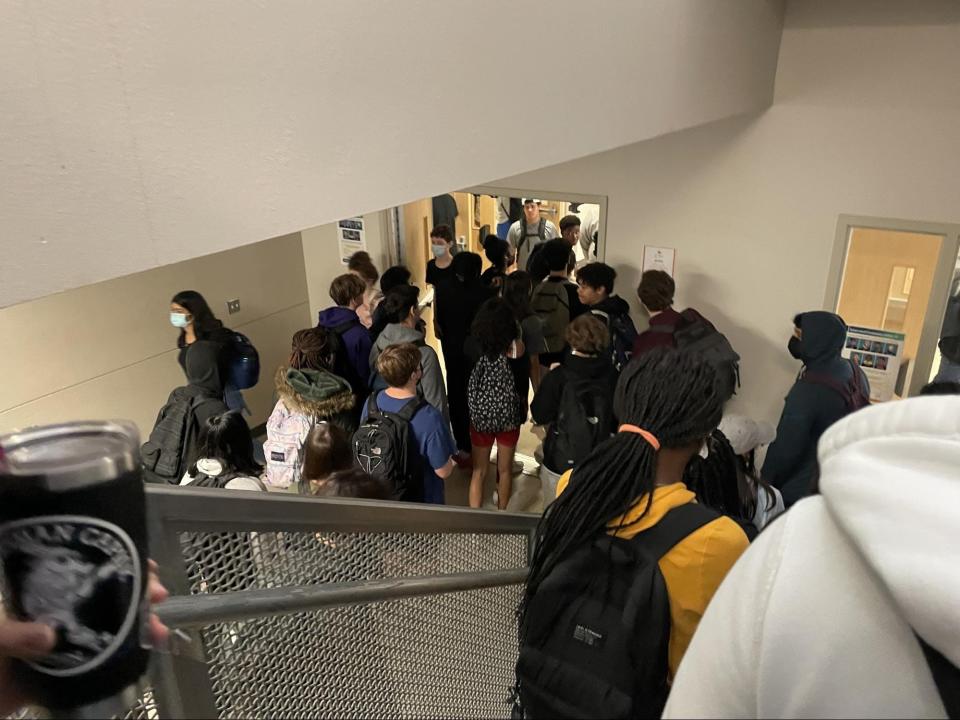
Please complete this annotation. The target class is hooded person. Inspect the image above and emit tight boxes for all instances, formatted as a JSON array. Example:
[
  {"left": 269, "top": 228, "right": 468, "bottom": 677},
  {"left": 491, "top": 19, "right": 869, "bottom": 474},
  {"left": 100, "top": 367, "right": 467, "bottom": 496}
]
[
  {"left": 368, "top": 284, "right": 450, "bottom": 425},
  {"left": 664, "top": 395, "right": 960, "bottom": 719},
  {"left": 762, "top": 311, "right": 869, "bottom": 507}
]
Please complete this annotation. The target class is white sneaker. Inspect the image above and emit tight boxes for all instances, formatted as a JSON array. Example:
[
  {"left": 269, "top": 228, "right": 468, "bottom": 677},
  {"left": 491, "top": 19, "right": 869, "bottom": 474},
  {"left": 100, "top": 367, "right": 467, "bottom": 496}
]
[{"left": 492, "top": 490, "right": 499, "bottom": 506}]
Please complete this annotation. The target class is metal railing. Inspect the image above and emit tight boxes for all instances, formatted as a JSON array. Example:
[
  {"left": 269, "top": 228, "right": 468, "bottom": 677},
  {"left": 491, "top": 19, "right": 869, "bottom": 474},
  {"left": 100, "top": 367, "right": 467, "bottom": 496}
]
[{"left": 144, "top": 486, "right": 538, "bottom": 719}]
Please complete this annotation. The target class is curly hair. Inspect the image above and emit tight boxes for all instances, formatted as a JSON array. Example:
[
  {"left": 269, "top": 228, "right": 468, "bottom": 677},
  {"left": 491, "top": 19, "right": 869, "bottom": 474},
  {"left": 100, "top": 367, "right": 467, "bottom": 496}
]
[{"left": 471, "top": 297, "right": 519, "bottom": 357}]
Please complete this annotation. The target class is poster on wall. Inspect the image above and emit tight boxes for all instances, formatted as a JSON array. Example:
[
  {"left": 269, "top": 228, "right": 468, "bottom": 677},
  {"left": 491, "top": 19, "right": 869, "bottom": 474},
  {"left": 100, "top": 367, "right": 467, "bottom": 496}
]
[
  {"left": 337, "top": 217, "right": 366, "bottom": 265},
  {"left": 642, "top": 246, "right": 676, "bottom": 277},
  {"left": 842, "top": 325, "right": 906, "bottom": 402}
]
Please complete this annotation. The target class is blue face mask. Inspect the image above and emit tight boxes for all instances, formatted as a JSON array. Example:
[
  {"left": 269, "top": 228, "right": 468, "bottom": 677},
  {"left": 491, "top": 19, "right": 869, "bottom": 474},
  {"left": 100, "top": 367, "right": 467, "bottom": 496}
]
[
  {"left": 431, "top": 244, "right": 447, "bottom": 258},
  {"left": 170, "top": 312, "right": 189, "bottom": 328}
]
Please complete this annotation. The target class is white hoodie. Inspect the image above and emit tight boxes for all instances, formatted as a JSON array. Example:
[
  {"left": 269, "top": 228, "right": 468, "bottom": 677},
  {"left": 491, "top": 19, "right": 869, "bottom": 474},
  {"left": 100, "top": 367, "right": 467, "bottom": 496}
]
[{"left": 664, "top": 396, "right": 960, "bottom": 719}]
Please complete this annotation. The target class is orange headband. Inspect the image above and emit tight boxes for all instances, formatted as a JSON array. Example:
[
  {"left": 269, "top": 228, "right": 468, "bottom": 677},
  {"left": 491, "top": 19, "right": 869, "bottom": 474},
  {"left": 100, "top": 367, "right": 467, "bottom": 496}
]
[{"left": 619, "top": 424, "right": 661, "bottom": 451}]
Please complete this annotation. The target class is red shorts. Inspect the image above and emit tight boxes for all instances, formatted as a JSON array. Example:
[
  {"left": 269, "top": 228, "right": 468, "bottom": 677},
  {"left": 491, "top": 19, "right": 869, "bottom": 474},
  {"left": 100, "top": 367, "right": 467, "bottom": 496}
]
[{"left": 470, "top": 426, "right": 520, "bottom": 449}]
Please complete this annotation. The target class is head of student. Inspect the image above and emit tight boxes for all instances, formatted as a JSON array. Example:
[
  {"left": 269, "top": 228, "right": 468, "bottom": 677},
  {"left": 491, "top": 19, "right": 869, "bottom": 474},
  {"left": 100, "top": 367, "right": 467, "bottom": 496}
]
[
  {"left": 452, "top": 251, "right": 483, "bottom": 285},
  {"left": 289, "top": 327, "right": 337, "bottom": 372},
  {"left": 483, "top": 235, "right": 513, "bottom": 271},
  {"left": 566, "top": 314, "right": 610, "bottom": 357},
  {"left": 300, "top": 421, "right": 353, "bottom": 494},
  {"left": 522, "top": 347, "right": 725, "bottom": 612},
  {"left": 503, "top": 271, "right": 534, "bottom": 318},
  {"left": 379, "top": 265, "right": 412, "bottom": 294},
  {"left": 170, "top": 290, "right": 223, "bottom": 341},
  {"left": 308, "top": 467, "right": 392, "bottom": 500},
  {"left": 523, "top": 198, "right": 541, "bottom": 224},
  {"left": 577, "top": 262, "right": 617, "bottom": 307},
  {"left": 381, "top": 285, "right": 421, "bottom": 328},
  {"left": 559, "top": 215, "right": 581, "bottom": 246},
  {"left": 189, "top": 411, "right": 262, "bottom": 479},
  {"left": 637, "top": 270, "right": 675, "bottom": 316},
  {"left": 543, "top": 238, "right": 574, "bottom": 276},
  {"left": 348, "top": 251, "right": 379, "bottom": 288},
  {"left": 430, "top": 225, "right": 454, "bottom": 258},
  {"left": 329, "top": 273, "right": 367, "bottom": 310},
  {"left": 472, "top": 297, "right": 518, "bottom": 358},
  {"left": 377, "top": 343, "right": 423, "bottom": 390}
]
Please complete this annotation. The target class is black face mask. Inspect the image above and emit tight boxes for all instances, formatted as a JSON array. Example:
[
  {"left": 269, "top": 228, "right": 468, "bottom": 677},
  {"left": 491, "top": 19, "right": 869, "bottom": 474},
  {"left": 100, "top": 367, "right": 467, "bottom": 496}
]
[{"left": 788, "top": 336, "right": 803, "bottom": 360}]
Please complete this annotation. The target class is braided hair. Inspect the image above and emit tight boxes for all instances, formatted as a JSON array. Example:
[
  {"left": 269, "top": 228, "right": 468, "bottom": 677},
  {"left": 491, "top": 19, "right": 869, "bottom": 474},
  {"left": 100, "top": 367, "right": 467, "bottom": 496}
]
[
  {"left": 521, "top": 347, "right": 725, "bottom": 622},
  {"left": 288, "top": 327, "right": 337, "bottom": 372}
]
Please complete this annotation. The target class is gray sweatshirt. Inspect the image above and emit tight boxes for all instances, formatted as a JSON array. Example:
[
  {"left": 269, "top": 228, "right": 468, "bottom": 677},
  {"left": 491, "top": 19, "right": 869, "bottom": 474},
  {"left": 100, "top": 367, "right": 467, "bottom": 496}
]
[{"left": 369, "top": 323, "right": 450, "bottom": 425}]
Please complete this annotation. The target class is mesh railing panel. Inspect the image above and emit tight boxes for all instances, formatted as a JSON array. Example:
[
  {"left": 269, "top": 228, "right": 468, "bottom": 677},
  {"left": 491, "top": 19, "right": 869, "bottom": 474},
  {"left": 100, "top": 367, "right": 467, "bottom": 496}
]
[{"left": 179, "top": 529, "right": 527, "bottom": 718}]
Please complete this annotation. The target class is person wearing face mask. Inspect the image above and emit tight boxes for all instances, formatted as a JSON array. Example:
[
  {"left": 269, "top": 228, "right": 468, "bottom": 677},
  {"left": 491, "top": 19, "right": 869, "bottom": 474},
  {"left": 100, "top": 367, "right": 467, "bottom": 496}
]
[
  {"left": 425, "top": 224, "right": 456, "bottom": 290},
  {"left": 762, "top": 311, "right": 870, "bottom": 507}
]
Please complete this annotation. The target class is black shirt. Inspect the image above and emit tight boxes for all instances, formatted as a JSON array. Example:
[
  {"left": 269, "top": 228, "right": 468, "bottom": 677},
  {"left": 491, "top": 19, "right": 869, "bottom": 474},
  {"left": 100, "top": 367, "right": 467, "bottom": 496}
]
[{"left": 426, "top": 259, "right": 455, "bottom": 288}]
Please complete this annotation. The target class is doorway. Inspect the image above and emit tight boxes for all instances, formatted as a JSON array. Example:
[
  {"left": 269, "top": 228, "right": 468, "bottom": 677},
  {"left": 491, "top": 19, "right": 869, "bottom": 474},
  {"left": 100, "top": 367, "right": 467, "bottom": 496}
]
[{"left": 827, "top": 216, "right": 960, "bottom": 398}]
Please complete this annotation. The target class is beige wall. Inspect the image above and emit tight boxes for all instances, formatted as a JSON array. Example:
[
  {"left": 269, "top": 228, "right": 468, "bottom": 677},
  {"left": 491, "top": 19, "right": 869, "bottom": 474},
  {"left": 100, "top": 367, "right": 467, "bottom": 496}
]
[
  {"left": 0, "top": 233, "right": 310, "bottom": 437},
  {"left": 491, "top": 0, "right": 960, "bottom": 425}
]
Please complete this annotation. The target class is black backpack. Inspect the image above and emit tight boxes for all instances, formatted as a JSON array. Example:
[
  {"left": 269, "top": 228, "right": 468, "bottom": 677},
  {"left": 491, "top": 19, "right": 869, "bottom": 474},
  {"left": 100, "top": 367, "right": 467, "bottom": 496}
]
[
  {"left": 917, "top": 634, "right": 960, "bottom": 718},
  {"left": 468, "top": 354, "right": 524, "bottom": 433},
  {"left": 801, "top": 359, "right": 871, "bottom": 411},
  {"left": 352, "top": 392, "right": 426, "bottom": 502},
  {"left": 224, "top": 331, "right": 260, "bottom": 390},
  {"left": 141, "top": 390, "right": 224, "bottom": 484},
  {"left": 591, "top": 309, "right": 639, "bottom": 372},
  {"left": 514, "top": 502, "right": 719, "bottom": 720},
  {"left": 328, "top": 318, "right": 368, "bottom": 397},
  {"left": 652, "top": 309, "right": 740, "bottom": 399},
  {"left": 543, "top": 371, "right": 615, "bottom": 473}
]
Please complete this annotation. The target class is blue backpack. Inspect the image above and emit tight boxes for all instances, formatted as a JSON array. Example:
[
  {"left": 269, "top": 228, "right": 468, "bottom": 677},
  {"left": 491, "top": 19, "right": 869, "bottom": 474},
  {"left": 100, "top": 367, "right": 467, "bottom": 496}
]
[{"left": 225, "top": 331, "right": 260, "bottom": 390}]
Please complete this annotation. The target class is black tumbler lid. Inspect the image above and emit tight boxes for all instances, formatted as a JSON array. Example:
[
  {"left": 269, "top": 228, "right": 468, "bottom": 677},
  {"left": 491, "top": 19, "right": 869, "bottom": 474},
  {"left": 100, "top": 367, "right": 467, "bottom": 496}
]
[{"left": 0, "top": 420, "right": 140, "bottom": 489}]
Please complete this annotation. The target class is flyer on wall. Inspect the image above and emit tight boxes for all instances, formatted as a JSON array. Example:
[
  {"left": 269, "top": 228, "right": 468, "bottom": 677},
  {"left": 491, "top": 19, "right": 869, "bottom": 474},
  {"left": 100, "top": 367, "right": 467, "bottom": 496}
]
[
  {"left": 641, "top": 246, "right": 676, "bottom": 277},
  {"left": 338, "top": 217, "right": 366, "bottom": 264},
  {"left": 842, "top": 325, "right": 906, "bottom": 402}
]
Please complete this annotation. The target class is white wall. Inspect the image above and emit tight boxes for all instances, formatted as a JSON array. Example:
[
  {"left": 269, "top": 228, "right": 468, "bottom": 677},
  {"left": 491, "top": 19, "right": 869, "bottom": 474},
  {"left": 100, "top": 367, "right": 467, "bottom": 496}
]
[
  {"left": 301, "top": 212, "right": 391, "bottom": 321},
  {"left": 0, "top": 233, "right": 310, "bottom": 437},
  {"left": 492, "top": 0, "right": 960, "bottom": 424},
  {"left": 0, "top": 0, "right": 784, "bottom": 308}
]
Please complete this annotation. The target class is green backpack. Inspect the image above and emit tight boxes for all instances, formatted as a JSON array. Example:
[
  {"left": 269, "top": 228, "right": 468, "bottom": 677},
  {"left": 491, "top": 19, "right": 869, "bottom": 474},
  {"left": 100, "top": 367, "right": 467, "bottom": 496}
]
[{"left": 531, "top": 281, "right": 571, "bottom": 354}]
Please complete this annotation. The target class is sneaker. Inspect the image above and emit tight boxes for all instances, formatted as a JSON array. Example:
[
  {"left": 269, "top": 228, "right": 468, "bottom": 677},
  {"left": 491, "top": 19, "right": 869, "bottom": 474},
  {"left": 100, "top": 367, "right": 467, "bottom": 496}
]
[{"left": 492, "top": 490, "right": 499, "bottom": 506}]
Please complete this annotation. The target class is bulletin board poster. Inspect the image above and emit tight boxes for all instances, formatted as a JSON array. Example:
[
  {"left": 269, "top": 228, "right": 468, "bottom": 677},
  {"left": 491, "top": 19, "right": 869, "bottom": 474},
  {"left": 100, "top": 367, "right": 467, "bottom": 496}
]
[
  {"left": 842, "top": 325, "right": 906, "bottom": 402},
  {"left": 338, "top": 217, "right": 366, "bottom": 264},
  {"left": 642, "top": 246, "right": 676, "bottom": 277}
]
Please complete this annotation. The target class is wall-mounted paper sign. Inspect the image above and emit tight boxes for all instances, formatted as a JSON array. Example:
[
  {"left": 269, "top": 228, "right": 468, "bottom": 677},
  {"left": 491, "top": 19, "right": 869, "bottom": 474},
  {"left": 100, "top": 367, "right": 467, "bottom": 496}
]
[
  {"left": 642, "top": 246, "right": 676, "bottom": 277},
  {"left": 338, "top": 217, "right": 366, "bottom": 265}
]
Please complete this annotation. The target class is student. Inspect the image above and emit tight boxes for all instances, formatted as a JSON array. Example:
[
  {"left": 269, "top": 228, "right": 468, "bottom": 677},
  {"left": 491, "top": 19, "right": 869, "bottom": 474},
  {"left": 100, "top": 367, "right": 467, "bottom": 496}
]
[
  {"left": 370, "top": 265, "right": 414, "bottom": 342},
  {"left": 170, "top": 290, "right": 243, "bottom": 410},
  {"left": 180, "top": 411, "right": 266, "bottom": 491},
  {"left": 298, "top": 421, "right": 390, "bottom": 499},
  {"left": 264, "top": 327, "right": 357, "bottom": 489},
  {"left": 436, "top": 252, "right": 495, "bottom": 457},
  {"left": 631, "top": 270, "right": 683, "bottom": 357},
  {"left": 507, "top": 198, "right": 559, "bottom": 269},
  {"left": 530, "top": 314, "right": 618, "bottom": 502},
  {"left": 481, "top": 235, "right": 513, "bottom": 290},
  {"left": 716, "top": 414, "right": 784, "bottom": 532},
  {"left": 425, "top": 224, "right": 456, "bottom": 289},
  {"left": 369, "top": 285, "right": 449, "bottom": 424},
  {"left": 503, "top": 271, "right": 546, "bottom": 394},
  {"left": 317, "top": 273, "right": 372, "bottom": 403},
  {"left": 467, "top": 298, "right": 526, "bottom": 510},
  {"left": 513, "top": 348, "right": 749, "bottom": 720},
  {"left": 531, "top": 238, "right": 586, "bottom": 369},
  {"left": 763, "top": 311, "right": 870, "bottom": 507},
  {"left": 663, "top": 395, "right": 960, "bottom": 719},
  {"left": 360, "top": 343, "right": 456, "bottom": 504},
  {"left": 527, "top": 214, "right": 580, "bottom": 283},
  {"left": 577, "top": 262, "right": 638, "bottom": 371},
  {"left": 348, "top": 251, "right": 381, "bottom": 329}
]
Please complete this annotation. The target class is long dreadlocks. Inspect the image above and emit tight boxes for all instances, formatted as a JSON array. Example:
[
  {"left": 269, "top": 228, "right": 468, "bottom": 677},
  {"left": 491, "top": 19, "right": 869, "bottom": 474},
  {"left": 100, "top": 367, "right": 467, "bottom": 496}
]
[{"left": 520, "top": 347, "right": 726, "bottom": 629}]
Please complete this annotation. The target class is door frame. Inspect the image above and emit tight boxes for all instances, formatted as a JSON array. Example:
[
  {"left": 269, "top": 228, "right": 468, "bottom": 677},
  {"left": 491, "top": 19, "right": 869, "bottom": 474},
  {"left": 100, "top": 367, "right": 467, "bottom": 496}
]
[
  {"left": 824, "top": 214, "right": 960, "bottom": 397},
  {"left": 461, "top": 185, "right": 609, "bottom": 262}
]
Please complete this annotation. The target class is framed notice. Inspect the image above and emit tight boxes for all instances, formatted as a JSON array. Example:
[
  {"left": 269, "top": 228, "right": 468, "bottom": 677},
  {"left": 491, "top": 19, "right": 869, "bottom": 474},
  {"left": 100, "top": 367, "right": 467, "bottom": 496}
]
[
  {"left": 642, "top": 246, "right": 676, "bottom": 277},
  {"left": 842, "top": 325, "right": 906, "bottom": 402},
  {"left": 338, "top": 217, "right": 366, "bottom": 265}
]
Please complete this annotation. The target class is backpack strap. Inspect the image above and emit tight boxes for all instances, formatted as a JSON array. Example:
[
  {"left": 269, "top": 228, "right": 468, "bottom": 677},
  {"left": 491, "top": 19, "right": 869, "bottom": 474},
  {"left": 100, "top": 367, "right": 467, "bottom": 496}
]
[
  {"left": 367, "top": 391, "right": 383, "bottom": 418},
  {"left": 517, "top": 218, "right": 529, "bottom": 254},
  {"left": 394, "top": 396, "right": 426, "bottom": 423},
  {"left": 802, "top": 360, "right": 862, "bottom": 407},
  {"left": 629, "top": 502, "right": 718, "bottom": 560},
  {"left": 537, "top": 218, "right": 546, "bottom": 241},
  {"left": 916, "top": 633, "right": 960, "bottom": 718}
]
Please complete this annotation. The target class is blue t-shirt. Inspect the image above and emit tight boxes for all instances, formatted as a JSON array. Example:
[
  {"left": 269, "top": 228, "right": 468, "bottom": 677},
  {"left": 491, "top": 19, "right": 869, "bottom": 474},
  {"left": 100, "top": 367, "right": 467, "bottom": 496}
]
[{"left": 361, "top": 391, "right": 456, "bottom": 504}]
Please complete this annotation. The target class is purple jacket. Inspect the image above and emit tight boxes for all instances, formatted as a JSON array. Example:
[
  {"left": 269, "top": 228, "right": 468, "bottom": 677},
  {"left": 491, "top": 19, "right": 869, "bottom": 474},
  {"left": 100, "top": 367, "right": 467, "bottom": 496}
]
[{"left": 318, "top": 306, "right": 372, "bottom": 387}]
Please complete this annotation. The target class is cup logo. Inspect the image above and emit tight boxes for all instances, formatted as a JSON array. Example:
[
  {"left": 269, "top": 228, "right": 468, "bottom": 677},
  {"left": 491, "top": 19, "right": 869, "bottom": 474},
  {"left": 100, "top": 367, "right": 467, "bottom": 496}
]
[{"left": 0, "top": 516, "right": 141, "bottom": 676}]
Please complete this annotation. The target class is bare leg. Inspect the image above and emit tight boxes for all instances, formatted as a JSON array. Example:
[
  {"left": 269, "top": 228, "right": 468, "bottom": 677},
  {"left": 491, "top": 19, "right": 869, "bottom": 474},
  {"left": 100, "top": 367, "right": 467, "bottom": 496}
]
[
  {"left": 496, "top": 443, "right": 517, "bottom": 510},
  {"left": 469, "top": 444, "right": 493, "bottom": 509}
]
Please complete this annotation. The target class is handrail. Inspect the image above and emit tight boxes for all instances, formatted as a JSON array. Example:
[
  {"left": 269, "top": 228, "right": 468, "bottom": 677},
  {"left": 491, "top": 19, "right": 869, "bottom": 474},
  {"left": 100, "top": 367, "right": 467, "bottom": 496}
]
[{"left": 156, "top": 568, "right": 528, "bottom": 628}]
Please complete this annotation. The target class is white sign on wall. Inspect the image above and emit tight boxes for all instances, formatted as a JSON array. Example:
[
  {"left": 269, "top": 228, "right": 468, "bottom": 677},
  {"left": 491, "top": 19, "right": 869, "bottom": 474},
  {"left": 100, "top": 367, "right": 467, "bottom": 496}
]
[
  {"left": 842, "top": 325, "right": 906, "bottom": 402},
  {"left": 337, "top": 217, "right": 366, "bottom": 264},
  {"left": 642, "top": 246, "right": 676, "bottom": 277}
]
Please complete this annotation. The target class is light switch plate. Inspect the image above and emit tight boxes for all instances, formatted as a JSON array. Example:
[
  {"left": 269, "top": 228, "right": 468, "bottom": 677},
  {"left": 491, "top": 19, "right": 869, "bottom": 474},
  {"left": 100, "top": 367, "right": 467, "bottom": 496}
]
[{"left": 227, "top": 298, "right": 241, "bottom": 314}]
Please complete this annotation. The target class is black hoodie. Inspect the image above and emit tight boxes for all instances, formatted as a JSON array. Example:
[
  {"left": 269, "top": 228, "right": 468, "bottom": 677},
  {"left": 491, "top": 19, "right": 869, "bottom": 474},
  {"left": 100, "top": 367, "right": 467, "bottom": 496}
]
[
  {"left": 531, "top": 352, "right": 618, "bottom": 427},
  {"left": 763, "top": 311, "right": 869, "bottom": 506}
]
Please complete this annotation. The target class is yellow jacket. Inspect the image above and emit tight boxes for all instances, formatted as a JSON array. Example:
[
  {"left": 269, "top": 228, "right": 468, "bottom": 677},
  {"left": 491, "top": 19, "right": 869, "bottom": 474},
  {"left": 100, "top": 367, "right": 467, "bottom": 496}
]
[{"left": 556, "top": 472, "right": 748, "bottom": 678}]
